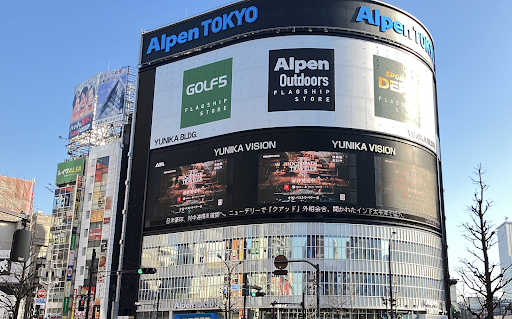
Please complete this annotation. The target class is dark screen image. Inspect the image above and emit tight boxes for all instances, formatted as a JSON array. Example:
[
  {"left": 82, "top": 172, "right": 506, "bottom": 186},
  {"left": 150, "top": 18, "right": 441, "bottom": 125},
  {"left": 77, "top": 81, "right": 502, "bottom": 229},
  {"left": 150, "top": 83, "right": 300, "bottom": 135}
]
[
  {"left": 380, "top": 159, "right": 437, "bottom": 218},
  {"left": 258, "top": 151, "right": 349, "bottom": 203},
  {"left": 157, "top": 159, "right": 228, "bottom": 215}
]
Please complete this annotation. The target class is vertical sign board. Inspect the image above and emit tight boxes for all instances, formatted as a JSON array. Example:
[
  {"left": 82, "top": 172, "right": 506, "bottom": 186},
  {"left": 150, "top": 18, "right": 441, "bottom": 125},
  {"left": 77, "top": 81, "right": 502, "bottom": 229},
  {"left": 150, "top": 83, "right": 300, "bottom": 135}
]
[
  {"left": 0, "top": 250, "right": 11, "bottom": 275},
  {"left": 95, "top": 67, "right": 128, "bottom": 126},
  {"left": 88, "top": 287, "right": 95, "bottom": 319},
  {"left": 69, "top": 74, "right": 98, "bottom": 139},
  {"left": 373, "top": 55, "right": 420, "bottom": 127},
  {"left": 71, "top": 288, "right": 77, "bottom": 319}
]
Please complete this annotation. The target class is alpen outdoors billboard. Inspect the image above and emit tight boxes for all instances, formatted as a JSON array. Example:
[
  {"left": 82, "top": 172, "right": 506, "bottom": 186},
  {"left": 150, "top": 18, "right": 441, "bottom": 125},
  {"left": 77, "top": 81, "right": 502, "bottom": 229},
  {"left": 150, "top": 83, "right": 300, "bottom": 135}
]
[
  {"left": 95, "top": 67, "right": 128, "bottom": 126},
  {"left": 56, "top": 158, "right": 85, "bottom": 185},
  {"left": 69, "top": 74, "right": 98, "bottom": 139}
]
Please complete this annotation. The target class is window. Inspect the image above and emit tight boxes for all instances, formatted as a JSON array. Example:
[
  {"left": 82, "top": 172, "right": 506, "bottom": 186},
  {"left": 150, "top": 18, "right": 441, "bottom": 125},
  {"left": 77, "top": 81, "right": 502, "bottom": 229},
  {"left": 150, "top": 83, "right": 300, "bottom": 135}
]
[
  {"left": 85, "top": 210, "right": 90, "bottom": 219},
  {"left": 80, "top": 266, "right": 84, "bottom": 275},
  {"left": 82, "top": 247, "right": 86, "bottom": 256},
  {"left": 83, "top": 229, "right": 88, "bottom": 238},
  {"left": 88, "top": 193, "right": 92, "bottom": 201}
]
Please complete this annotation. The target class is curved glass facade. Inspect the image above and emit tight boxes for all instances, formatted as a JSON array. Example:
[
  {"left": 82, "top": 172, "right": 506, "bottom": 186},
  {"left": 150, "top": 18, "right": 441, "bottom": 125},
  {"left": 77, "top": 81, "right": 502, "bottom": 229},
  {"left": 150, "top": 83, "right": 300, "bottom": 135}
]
[{"left": 138, "top": 223, "right": 445, "bottom": 316}]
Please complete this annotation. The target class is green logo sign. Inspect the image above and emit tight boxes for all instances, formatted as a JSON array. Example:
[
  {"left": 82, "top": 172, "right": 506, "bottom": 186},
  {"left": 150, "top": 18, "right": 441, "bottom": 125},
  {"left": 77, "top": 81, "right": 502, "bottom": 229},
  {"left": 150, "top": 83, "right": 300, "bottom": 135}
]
[
  {"left": 56, "top": 158, "right": 85, "bottom": 185},
  {"left": 181, "top": 58, "right": 232, "bottom": 128}
]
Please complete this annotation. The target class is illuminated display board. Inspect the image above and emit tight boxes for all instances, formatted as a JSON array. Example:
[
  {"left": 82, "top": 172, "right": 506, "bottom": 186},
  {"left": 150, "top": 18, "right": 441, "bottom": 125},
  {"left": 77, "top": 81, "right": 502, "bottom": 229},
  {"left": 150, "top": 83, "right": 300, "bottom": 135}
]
[
  {"left": 155, "top": 159, "right": 228, "bottom": 215},
  {"left": 144, "top": 128, "right": 439, "bottom": 229},
  {"left": 258, "top": 151, "right": 351, "bottom": 204}
]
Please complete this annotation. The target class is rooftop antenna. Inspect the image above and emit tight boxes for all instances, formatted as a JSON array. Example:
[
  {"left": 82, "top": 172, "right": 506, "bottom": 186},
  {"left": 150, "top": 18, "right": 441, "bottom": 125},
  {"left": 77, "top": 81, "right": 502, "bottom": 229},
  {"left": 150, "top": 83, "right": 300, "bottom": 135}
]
[{"left": 108, "top": 59, "right": 110, "bottom": 71}]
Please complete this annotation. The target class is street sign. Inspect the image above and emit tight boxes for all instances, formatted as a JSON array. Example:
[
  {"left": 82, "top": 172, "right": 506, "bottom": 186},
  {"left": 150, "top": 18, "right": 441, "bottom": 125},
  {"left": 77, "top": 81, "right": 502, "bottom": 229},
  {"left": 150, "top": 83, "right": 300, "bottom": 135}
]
[
  {"left": 37, "top": 288, "right": 46, "bottom": 298},
  {"left": 231, "top": 284, "right": 240, "bottom": 291},
  {"left": 274, "top": 255, "right": 288, "bottom": 269}
]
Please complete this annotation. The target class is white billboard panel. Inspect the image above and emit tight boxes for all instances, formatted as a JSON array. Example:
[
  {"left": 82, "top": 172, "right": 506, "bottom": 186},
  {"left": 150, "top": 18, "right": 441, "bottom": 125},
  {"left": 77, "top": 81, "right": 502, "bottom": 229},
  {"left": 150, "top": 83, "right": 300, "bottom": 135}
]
[{"left": 151, "top": 36, "right": 437, "bottom": 153}]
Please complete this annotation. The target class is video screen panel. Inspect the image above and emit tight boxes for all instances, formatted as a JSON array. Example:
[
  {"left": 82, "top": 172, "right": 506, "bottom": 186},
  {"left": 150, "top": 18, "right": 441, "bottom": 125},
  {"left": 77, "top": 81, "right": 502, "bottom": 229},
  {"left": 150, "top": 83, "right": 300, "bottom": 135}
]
[
  {"left": 377, "top": 158, "right": 437, "bottom": 219},
  {"left": 258, "top": 151, "right": 350, "bottom": 203},
  {"left": 156, "top": 159, "right": 228, "bottom": 216}
]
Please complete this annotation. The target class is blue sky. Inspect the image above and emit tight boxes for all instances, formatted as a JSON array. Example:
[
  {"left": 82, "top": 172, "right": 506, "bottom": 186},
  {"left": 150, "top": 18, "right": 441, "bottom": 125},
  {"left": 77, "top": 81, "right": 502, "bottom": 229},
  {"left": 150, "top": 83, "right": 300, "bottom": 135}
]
[{"left": 0, "top": 0, "right": 510, "bottom": 277}]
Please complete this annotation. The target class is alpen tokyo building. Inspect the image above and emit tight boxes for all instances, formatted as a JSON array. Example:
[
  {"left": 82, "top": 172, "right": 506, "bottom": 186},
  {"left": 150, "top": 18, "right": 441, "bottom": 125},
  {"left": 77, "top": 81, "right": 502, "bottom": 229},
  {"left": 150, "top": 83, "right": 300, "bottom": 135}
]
[{"left": 116, "top": 1, "right": 451, "bottom": 319}]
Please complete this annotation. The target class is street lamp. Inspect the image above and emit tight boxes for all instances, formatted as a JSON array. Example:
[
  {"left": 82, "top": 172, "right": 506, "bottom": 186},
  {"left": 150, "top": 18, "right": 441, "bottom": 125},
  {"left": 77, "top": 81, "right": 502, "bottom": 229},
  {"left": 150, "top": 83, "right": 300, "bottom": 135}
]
[
  {"left": 388, "top": 231, "right": 397, "bottom": 319},
  {"left": 217, "top": 254, "right": 243, "bottom": 319}
]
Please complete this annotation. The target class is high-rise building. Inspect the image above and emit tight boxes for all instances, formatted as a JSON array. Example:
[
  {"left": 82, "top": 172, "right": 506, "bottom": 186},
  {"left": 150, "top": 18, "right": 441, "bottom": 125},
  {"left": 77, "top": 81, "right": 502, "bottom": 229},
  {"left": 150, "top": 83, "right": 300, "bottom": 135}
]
[
  {"left": 497, "top": 219, "right": 512, "bottom": 300},
  {"left": 118, "top": 1, "right": 450, "bottom": 319},
  {"left": 45, "top": 67, "right": 136, "bottom": 319}
]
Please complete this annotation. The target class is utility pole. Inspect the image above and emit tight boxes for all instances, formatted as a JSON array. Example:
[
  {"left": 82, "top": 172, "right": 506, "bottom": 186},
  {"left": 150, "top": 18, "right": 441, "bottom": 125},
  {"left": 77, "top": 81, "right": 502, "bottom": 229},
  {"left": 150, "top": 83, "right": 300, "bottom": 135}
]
[
  {"left": 388, "top": 232, "right": 396, "bottom": 319},
  {"left": 243, "top": 273, "right": 248, "bottom": 319},
  {"left": 272, "top": 256, "right": 320, "bottom": 319},
  {"left": 85, "top": 249, "right": 96, "bottom": 319},
  {"left": 217, "top": 254, "right": 242, "bottom": 319}
]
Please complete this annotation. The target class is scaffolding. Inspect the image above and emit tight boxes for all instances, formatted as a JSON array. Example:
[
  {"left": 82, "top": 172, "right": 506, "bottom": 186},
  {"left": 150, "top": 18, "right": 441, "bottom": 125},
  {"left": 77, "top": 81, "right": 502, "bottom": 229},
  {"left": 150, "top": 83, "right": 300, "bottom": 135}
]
[{"left": 66, "top": 66, "right": 137, "bottom": 159}]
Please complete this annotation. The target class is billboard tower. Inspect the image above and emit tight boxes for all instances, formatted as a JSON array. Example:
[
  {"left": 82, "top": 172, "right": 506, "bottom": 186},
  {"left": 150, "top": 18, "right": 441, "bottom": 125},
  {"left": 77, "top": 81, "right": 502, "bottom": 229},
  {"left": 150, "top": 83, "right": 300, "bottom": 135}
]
[{"left": 66, "top": 67, "right": 137, "bottom": 159}]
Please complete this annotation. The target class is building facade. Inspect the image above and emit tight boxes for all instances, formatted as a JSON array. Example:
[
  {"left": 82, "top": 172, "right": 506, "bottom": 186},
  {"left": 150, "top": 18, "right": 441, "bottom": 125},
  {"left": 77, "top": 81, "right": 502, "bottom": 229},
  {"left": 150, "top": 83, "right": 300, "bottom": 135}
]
[
  {"left": 497, "top": 219, "right": 512, "bottom": 300},
  {"left": 118, "top": 1, "right": 449, "bottom": 319}
]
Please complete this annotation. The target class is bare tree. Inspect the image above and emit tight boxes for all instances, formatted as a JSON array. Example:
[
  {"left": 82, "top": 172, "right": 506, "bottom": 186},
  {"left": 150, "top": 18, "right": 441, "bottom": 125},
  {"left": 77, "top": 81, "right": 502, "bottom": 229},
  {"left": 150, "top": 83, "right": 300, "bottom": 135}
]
[
  {"left": 323, "top": 279, "right": 357, "bottom": 319},
  {"left": 456, "top": 165, "right": 512, "bottom": 319},
  {"left": 0, "top": 250, "right": 41, "bottom": 319}
]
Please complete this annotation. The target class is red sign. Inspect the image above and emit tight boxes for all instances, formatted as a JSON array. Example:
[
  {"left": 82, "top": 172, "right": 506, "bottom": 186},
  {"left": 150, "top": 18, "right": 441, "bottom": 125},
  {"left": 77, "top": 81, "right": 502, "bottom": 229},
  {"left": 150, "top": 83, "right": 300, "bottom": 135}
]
[{"left": 37, "top": 288, "right": 46, "bottom": 298}]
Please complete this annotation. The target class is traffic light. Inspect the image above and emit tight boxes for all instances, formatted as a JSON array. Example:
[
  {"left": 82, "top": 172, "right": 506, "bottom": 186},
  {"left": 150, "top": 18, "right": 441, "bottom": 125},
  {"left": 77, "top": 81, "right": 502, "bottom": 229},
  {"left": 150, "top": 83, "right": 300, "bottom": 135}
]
[
  {"left": 251, "top": 291, "right": 266, "bottom": 297},
  {"left": 242, "top": 273, "right": 249, "bottom": 296},
  {"left": 138, "top": 267, "right": 157, "bottom": 274},
  {"left": 249, "top": 285, "right": 265, "bottom": 297}
]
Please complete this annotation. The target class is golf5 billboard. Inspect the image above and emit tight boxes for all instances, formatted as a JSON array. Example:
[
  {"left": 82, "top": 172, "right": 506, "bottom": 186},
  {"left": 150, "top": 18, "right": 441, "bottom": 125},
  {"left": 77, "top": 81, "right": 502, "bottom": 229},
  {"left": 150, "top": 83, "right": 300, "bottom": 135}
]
[{"left": 151, "top": 36, "right": 437, "bottom": 153}]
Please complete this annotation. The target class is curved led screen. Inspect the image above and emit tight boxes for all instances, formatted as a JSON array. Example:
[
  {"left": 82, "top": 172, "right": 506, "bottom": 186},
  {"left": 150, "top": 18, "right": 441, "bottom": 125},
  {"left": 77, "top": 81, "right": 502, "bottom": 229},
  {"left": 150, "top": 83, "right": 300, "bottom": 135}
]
[{"left": 145, "top": 128, "right": 439, "bottom": 230}]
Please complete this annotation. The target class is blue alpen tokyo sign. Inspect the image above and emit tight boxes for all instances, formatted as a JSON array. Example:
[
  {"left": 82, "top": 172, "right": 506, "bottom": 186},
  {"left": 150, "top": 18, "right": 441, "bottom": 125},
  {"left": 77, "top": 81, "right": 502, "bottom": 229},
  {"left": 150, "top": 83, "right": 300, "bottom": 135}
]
[
  {"left": 355, "top": 6, "right": 435, "bottom": 64},
  {"left": 146, "top": 6, "right": 258, "bottom": 56}
]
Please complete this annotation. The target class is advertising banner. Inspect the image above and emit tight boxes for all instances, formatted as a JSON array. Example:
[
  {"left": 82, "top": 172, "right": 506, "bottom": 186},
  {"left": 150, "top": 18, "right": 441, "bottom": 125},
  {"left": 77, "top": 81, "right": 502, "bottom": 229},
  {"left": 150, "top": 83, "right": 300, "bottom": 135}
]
[
  {"left": 88, "top": 287, "right": 95, "bottom": 319},
  {"left": 71, "top": 289, "right": 77, "bottom": 319},
  {"left": 54, "top": 187, "right": 74, "bottom": 209},
  {"left": 181, "top": 58, "right": 232, "bottom": 128},
  {"left": 146, "top": 128, "right": 439, "bottom": 229},
  {"left": 0, "top": 176, "right": 34, "bottom": 215},
  {"left": 373, "top": 55, "right": 420, "bottom": 127},
  {"left": 258, "top": 151, "right": 350, "bottom": 203},
  {"left": 151, "top": 36, "right": 437, "bottom": 153},
  {"left": 63, "top": 296, "right": 70, "bottom": 313},
  {"left": 95, "top": 67, "right": 128, "bottom": 126},
  {"left": 268, "top": 49, "right": 334, "bottom": 111},
  {"left": 0, "top": 250, "right": 11, "bottom": 275},
  {"left": 69, "top": 74, "right": 98, "bottom": 139},
  {"left": 156, "top": 159, "right": 228, "bottom": 216},
  {"left": 56, "top": 158, "right": 85, "bottom": 185}
]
